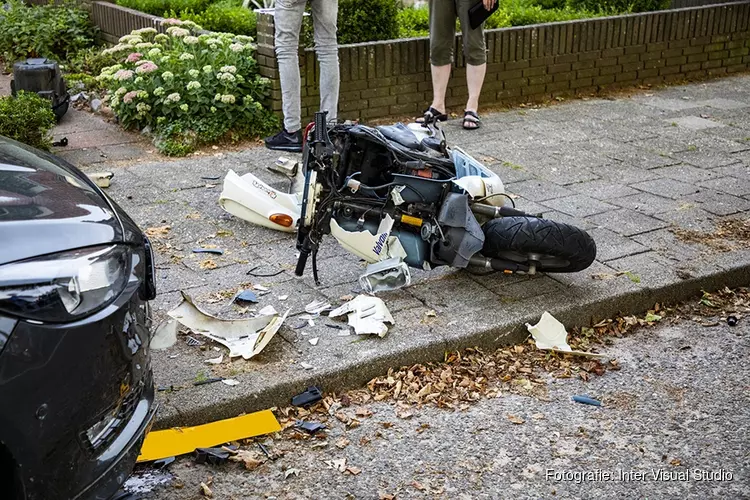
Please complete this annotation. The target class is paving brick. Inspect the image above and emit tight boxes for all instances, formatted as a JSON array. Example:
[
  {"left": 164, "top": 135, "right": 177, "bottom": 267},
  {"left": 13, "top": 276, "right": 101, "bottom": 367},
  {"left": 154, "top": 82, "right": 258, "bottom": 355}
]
[
  {"left": 685, "top": 188, "right": 750, "bottom": 216},
  {"left": 588, "top": 209, "right": 668, "bottom": 237},
  {"left": 505, "top": 179, "right": 573, "bottom": 202},
  {"left": 543, "top": 194, "right": 618, "bottom": 218},
  {"left": 698, "top": 176, "right": 750, "bottom": 197},
  {"left": 586, "top": 227, "right": 650, "bottom": 262}
]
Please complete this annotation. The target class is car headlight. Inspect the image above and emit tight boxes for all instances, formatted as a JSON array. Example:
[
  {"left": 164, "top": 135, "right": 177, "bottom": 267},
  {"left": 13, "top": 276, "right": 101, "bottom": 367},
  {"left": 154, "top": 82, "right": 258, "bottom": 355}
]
[{"left": 0, "top": 245, "right": 130, "bottom": 323}]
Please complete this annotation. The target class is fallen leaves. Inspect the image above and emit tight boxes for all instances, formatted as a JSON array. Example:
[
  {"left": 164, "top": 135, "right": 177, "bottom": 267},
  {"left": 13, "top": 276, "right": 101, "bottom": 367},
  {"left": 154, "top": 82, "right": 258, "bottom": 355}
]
[
  {"left": 507, "top": 414, "right": 525, "bottom": 425},
  {"left": 671, "top": 218, "right": 750, "bottom": 253},
  {"left": 199, "top": 482, "right": 213, "bottom": 497},
  {"left": 145, "top": 225, "right": 171, "bottom": 238},
  {"left": 335, "top": 437, "right": 350, "bottom": 449},
  {"left": 200, "top": 259, "right": 217, "bottom": 270},
  {"left": 324, "top": 458, "right": 347, "bottom": 472},
  {"left": 228, "top": 449, "right": 265, "bottom": 470}
]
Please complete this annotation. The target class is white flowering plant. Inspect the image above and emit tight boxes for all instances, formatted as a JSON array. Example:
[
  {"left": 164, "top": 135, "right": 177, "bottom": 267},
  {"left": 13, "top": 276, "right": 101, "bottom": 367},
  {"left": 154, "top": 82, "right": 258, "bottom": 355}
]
[{"left": 97, "top": 20, "right": 277, "bottom": 155}]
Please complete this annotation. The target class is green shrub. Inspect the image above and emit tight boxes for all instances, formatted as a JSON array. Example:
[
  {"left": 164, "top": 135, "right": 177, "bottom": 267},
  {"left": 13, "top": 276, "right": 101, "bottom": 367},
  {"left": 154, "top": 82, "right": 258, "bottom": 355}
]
[
  {"left": 0, "top": 1, "right": 96, "bottom": 70},
  {"left": 566, "top": 0, "right": 670, "bottom": 13},
  {"left": 338, "top": 0, "right": 399, "bottom": 44},
  {"left": 0, "top": 91, "right": 56, "bottom": 150},
  {"left": 397, "top": 6, "right": 430, "bottom": 38},
  {"left": 168, "top": 1, "right": 257, "bottom": 36},
  {"left": 65, "top": 47, "right": 120, "bottom": 76},
  {"left": 97, "top": 21, "right": 277, "bottom": 156},
  {"left": 116, "top": 0, "right": 211, "bottom": 17}
]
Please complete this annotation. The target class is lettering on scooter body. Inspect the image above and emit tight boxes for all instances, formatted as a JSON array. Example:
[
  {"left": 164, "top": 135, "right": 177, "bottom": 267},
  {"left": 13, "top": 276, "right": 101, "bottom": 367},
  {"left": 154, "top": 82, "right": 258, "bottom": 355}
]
[
  {"left": 372, "top": 232, "right": 388, "bottom": 255},
  {"left": 252, "top": 179, "right": 277, "bottom": 199}
]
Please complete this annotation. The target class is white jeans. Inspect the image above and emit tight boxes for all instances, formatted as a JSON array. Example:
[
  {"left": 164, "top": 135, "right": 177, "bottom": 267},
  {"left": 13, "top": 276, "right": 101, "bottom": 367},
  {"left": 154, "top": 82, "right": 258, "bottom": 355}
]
[{"left": 274, "top": 0, "right": 340, "bottom": 132}]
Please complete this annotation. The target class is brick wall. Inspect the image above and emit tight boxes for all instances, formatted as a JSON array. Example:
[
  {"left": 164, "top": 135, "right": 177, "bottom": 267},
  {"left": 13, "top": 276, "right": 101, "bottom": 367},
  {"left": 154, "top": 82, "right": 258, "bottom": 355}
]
[
  {"left": 90, "top": 2, "right": 166, "bottom": 44},
  {"left": 257, "top": 1, "right": 750, "bottom": 123}
]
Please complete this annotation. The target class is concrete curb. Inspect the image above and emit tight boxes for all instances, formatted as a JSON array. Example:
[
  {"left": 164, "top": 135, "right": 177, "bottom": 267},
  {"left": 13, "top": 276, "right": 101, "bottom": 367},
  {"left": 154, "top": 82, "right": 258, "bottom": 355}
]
[{"left": 152, "top": 260, "right": 750, "bottom": 429}]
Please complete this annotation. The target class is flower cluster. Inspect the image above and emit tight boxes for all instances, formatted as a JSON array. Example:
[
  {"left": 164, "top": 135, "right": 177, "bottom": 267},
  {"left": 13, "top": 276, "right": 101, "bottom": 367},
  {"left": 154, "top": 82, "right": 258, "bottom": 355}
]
[{"left": 97, "top": 20, "right": 275, "bottom": 156}]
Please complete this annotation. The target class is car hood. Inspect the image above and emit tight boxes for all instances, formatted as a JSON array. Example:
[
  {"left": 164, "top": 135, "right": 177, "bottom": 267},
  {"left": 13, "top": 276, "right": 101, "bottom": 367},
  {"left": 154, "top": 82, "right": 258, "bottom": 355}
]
[{"left": 0, "top": 137, "right": 123, "bottom": 265}]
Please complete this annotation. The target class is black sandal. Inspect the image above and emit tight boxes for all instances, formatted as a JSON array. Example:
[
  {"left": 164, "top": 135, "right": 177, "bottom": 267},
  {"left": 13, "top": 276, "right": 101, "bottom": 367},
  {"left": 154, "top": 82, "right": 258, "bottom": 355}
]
[
  {"left": 462, "top": 110, "right": 481, "bottom": 130},
  {"left": 416, "top": 106, "right": 448, "bottom": 124}
]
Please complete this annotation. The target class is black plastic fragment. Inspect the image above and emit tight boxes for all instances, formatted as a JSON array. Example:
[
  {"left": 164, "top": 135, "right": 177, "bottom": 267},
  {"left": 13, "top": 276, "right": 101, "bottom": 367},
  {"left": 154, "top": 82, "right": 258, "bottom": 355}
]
[
  {"left": 292, "top": 386, "right": 323, "bottom": 407},
  {"left": 192, "top": 247, "right": 224, "bottom": 255},
  {"left": 234, "top": 290, "right": 259, "bottom": 303},
  {"left": 194, "top": 445, "right": 237, "bottom": 465},
  {"left": 194, "top": 377, "right": 224, "bottom": 386},
  {"left": 52, "top": 137, "right": 68, "bottom": 147},
  {"left": 294, "top": 420, "right": 326, "bottom": 434},
  {"left": 201, "top": 175, "right": 221, "bottom": 180},
  {"left": 727, "top": 315, "right": 738, "bottom": 326},
  {"left": 153, "top": 456, "right": 176, "bottom": 469}
]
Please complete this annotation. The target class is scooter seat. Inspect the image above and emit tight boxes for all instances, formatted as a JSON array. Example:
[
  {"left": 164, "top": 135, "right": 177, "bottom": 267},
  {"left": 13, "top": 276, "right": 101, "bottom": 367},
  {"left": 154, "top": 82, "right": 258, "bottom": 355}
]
[{"left": 377, "top": 123, "right": 425, "bottom": 152}]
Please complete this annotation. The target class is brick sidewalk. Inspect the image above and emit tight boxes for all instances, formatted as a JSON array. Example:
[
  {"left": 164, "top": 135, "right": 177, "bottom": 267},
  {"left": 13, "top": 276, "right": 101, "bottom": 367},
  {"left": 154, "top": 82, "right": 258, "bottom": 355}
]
[{"left": 11, "top": 71, "right": 750, "bottom": 427}]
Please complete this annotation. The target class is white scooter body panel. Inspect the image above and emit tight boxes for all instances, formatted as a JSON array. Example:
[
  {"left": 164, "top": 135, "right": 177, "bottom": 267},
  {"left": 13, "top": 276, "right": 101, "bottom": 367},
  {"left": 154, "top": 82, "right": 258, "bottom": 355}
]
[{"left": 219, "top": 169, "right": 301, "bottom": 233}]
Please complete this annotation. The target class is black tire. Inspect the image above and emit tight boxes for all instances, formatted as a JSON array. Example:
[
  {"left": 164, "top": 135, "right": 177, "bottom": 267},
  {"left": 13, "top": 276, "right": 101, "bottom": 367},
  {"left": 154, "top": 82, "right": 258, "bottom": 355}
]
[{"left": 482, "top": 217, "right": 596, "bottom": 273}]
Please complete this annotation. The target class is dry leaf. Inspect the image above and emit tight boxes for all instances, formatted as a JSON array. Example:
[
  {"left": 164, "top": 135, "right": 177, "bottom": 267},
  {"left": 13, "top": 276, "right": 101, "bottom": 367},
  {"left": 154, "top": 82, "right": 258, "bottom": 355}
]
[
  {"left": 396, "top": 410, "right": 413, "bottom": 420},
  {"left": 325, "top": 458, "right": 347, "bottom": 472},
  {"left": 199, "top": 482, "right": 213, "bottom": 497},
  {"left": 381, "top": 422, "right": 393, "bottom": 429},
  {"left": 425, "top": 310, "right": 437, "bottom": 317},
  {"left": 355, "top": 407, "right": 373, "bottom": 418},
  {"left": 345, "top": 466, "right": 362, "bottom": 475},
  {"left": 379, "top": 494, "right": 395, "bottom": 500},
  {"left": 145, "top": 225, "right": 171, "bottom": 238},
  {"left": 334, "top": 411, "right": 350, "bottom": 423},
  {"left": 229, "top": 450, "right": 264, "bottom": 470},
  {"left": 507, "top": 414, "right": 525, "bottom": 425},
  {"left": 670, "top": 459, "right": 682, "bottom": 466},
  {"left": 335, "top": 438, "right": 350, "bottom": 449},
  {"left": 200, "top": 259, "right": 217, "bottom": 270},
  {"left": 412, "top": 480, "right": 426, "bottom": 491}
]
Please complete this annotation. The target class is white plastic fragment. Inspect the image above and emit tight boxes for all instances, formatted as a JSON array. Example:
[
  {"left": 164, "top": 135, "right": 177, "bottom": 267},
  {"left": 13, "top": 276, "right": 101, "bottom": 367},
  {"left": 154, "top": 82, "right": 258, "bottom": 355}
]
[
  {"left": 88, "top": 171, "right": 114, "bottom": 188},
  {"left": 300, "top": 362, "right": 314, "bottom": 370},
  {"left": 328, "top": 295, "right": 394, "bottom": 337},
  {"left": 308, "top": 337, "right": 319, "bottom": 346},
  {"left": 359, "top": 257, "right": 411, "bottom": 293},
  {"left": 278, "top": 295, "right": 289, "bottom": 301},
  {"left": 526, "top": 311, "right": 607, "bottom": 359},
  {"left": 221, "top": 378, "right": 240, "bottom": 386},
  {"left": 167, "top": 292, "right": 288, "bottom": 360},
  {"left": 150, "top": 319, "right": 178, "bottom": 350},
  {"left": 305, "top": 300, "right": 332, "bottom": 315},
  {"left": 259, "top": 305, "right": 278, "bottom": 316},
  {"left": 253, "top": 284, "right": 269, "bottom": 292},
  {"left": 205, "top": 354, "right": 223, "bottom": 364}
]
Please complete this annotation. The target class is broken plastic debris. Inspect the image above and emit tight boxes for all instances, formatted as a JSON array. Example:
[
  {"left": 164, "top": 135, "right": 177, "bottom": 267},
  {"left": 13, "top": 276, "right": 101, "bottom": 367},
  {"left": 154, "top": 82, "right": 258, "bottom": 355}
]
[
  {"left": 88, "top": 171, "right": 114, "bottom": 188},
  {"left": 292, "top": 386, "right": 323, "bottom": 407},
  {"left": 278, "top": 295, "right": 289, "bottom": 301},
  {"left": 194, "top": 377, "right": 224, "bottom": 386},
  {"left": 572, "top": 395, "right": 602, "bottom": 406},
  {"left": 727, "top": 315, "right": 738, "bottom": 326},
  {"left": 253, "top": 284, "right": 269, "bottom": 292},
  {"left": 300, "top": 362, "right": 314, "bottom": 370},
  {"left": 194, "top": 446, "right": 236, "bottom": 465},
  {"left": 526, "top": 312, "right": 607, "bottom": 359},
  {"left": 359, "top": 257, "right": 412, "bottom": 294},
  {"left": 221, "top": 378, "right": 240, "bottom": 386},
  {"left": 205, "top": 354, "right": 223, "bottom": 365},
  {"left": 186, "top": 336, "right": 203, "bottom": 346},
  {"left": 167, "top": 292, "right": 287, "bottom": 360},
  {"left": 285, "top": 468, "right": 301, "bottom": 479},
  {"left": 308, "top": 337, "right": 319, "bottom": 346},
  {"left": 270, "top": 156, "right": 298, "bottom": 176},
  {"left": 151, "top": 319, "right": 178, "bottom": 350},
  {"left": 329, "top": 214, "right": 407, "bottom": 263},
  {"left": 329, "top": 295, "right": 394, "bottom": 337},
  {"left": 294, "top": 420, "right": 326, "bottom": 434},
  {"left": 192, "top": 247, "right": 224, "bottom": 255},
  {"left": 138, "top": 410, "right": 280, "bottom": 462},
  {"left": 305, "top": 300, "right": 332, "bottom": 315},
  {"left": 258, "top": 305, "right": 278, "bottom": 316},
  {"left": 234, "top": 290, "right": 259, "bottom": 303}
]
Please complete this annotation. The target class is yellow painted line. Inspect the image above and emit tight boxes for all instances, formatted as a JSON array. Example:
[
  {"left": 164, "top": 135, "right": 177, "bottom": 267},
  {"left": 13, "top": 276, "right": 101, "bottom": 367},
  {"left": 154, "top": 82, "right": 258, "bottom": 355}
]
[{"left": 137, "top": 410, "right": 281, "bottom": 462}]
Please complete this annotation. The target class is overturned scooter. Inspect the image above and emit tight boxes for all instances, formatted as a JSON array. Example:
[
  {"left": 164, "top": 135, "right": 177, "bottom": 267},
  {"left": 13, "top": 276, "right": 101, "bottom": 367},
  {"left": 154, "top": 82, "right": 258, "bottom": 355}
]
[{"left": 220, "top": 111, "right": 596, "bottom": 285}]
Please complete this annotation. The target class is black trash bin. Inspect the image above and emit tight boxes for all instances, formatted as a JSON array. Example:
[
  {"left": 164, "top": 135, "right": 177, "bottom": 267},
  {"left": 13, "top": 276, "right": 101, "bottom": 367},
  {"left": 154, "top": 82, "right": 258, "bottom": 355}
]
[{"left": 11, "top": 57, "right": 70, "bottom": 121}]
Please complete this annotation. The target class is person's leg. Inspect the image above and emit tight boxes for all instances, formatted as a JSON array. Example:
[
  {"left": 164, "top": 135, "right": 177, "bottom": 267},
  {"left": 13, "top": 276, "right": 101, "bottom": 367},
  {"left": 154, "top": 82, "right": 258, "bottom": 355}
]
[
  {"left": 274, "top": 0, "right": 306, "bottom": 133},
  {"left": 457, "top": 0, "right": 488, "bottom": 128},
  {"left": 427, "top": 0, "right": 457, "bottom": 116},
  {"left": 310, "top": 0, "right": 339, "bottom": 121}
]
